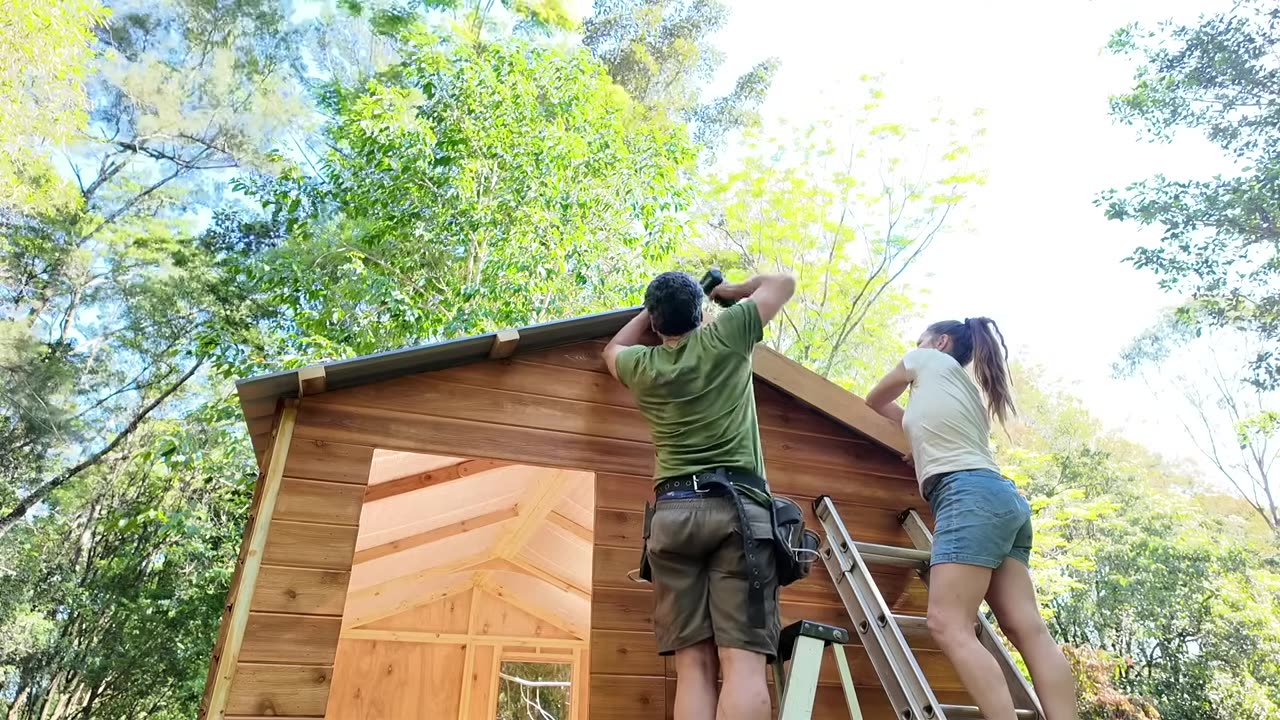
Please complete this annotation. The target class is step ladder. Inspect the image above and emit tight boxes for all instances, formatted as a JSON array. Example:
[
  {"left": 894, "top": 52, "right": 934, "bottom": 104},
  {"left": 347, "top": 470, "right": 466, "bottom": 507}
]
[
  {"left": 809, "top": 494, "right": 1046, "bottom": 720},
  {"left": 771, "top": 620, "right": 863, "bottom": 720}
]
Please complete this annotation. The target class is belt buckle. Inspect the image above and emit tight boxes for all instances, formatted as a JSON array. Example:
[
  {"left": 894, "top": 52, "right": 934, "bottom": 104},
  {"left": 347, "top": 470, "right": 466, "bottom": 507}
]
[{"left": 692, "top": 473, "right": 711, "bottom": 494}]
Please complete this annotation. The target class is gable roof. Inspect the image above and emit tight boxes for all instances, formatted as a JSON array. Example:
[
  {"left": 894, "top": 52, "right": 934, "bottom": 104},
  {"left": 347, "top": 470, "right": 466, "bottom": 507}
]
[{"left": 235, "top": 307, "right": 909, "bottom": 463}]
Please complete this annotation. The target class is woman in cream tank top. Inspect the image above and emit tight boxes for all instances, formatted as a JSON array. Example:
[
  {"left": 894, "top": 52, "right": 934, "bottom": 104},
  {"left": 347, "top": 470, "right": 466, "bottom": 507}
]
[{"left": 865, "top": 318, "right": 1078, "bottom": 720}]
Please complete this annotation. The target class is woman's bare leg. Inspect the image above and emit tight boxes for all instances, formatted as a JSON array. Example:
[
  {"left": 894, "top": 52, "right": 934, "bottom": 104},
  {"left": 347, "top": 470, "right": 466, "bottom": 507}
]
[
  {"left": 985, "top": 559, "right": 1078, "bottom": 720},
  {"left": 928, "top": 562, "right": 1019, "bottom": 719}
]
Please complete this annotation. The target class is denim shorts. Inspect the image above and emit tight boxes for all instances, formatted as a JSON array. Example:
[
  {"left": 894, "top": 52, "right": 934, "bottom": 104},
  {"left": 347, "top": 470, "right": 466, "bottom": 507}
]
[{"left": 924, "top": 468, "right": 1033, "bottom": 569}]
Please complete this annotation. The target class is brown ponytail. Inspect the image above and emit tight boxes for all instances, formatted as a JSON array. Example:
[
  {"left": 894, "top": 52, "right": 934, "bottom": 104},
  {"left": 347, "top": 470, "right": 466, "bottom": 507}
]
[{"left": 925, "top": 317, "right": 1016, "bottom": 426}]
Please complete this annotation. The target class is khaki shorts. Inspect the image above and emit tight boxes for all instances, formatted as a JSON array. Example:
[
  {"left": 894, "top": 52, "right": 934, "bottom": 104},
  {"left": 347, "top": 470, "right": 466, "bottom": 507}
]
[{"left": 646, "top": 494, "right": 781, "bottom": 660}]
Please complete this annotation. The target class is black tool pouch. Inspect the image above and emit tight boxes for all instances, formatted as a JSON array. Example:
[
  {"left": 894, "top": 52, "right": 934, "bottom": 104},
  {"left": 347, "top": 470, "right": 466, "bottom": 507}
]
[
  {"left": 637, "top": 500, "right": 655, "bottom": 583},
  {"left": 770, "top": 495, "right": 821, "bottom": 586}
]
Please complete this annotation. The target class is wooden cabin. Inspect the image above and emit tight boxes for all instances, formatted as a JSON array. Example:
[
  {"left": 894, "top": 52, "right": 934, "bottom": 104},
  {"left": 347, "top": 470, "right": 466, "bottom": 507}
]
[{"left": 198, "top": 307, "right": 975, "bottom": 720}]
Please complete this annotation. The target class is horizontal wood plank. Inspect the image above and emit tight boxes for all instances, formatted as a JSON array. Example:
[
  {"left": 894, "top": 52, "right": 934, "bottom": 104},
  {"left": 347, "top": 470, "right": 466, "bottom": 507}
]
[
  {"left": 589, "top": 630, "right": 663, "bottom": 676},
  {"left": 274, "top": 477, "right": 364, "bottom": 526},
  {"left": 427, "top": 356, "right": 863, "bottom": 440},
  {"left": 282, "top": 439, "right": 375, "bottom": 485},
  {"left": 588, "top": 674, "right": 665, "bottom": 720},
  {"left": 590, "top": 588, "right": 655, "bottom": 633},
  {"left": 753, "top": 346, "right": 911, "bottom": 455},
  {"left": 251, "top": 566, "right": 350, "bottom": 616},
  {"left": 310, "top": 376, "right": 910, "bottom": 477},
  {"left": 295, "top": 403, "right": 654, "bottom": 476},
  {"left": 262, "top": 520, "right": 359, "bottom": 571},
  {"left": 225, "top": 663, "right": 332, "bottom": 717},
  {"left": 240, "top": 613, "right": 342, "bottom": 665}
]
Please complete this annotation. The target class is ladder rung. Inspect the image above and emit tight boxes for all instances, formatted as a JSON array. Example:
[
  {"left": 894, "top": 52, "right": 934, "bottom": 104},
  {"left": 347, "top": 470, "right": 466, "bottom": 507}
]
[
  {"left": 892, "top": 614, "right": 979, "bottom": 644},
  {"left": 939, "top": 704, "right": 1037, "bottom": 719},
  {"left": 851, "top": 540, "right": 931, "bottom": 568}
]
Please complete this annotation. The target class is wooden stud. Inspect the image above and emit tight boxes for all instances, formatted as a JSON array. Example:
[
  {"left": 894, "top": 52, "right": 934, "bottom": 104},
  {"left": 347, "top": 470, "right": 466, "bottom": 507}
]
[
  {"left": 352, "top": 506, "right": 520, "bottom": 565},
  {"left": 479, "top": 574, "right": 587, "bottom": 640},
  {"left": 297, "top": 365, "right": 327, "bottom": 397},
  {"left": 488, "top": 328, "right": 520, "bottom": 359},
  {"left": 571, "top": 647, "right": 586, "bottom": 720},
  {"left": 507, "top": 555, "right": 590, "bottom": 600},
  {"left": 364, "top": 458, "right": 509, "bottom": 503},
  {"left": 342, "top": 568, "right": 482, "bottom": 629},
  {"left": 492, "top": 469, "right": 575, "bottom": 559},
  {"left": 485, "top": 644, "right": 504, "bottom": 719},
  {"left": 203, "top": 405, "right": 298, "bottom": 720},
  {"left": 547, "top": 510, "right": 593, "bottom": 543}
]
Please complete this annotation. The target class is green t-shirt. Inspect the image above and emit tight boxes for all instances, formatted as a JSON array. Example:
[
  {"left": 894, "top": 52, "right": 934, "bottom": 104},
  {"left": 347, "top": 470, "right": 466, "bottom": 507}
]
[{"left": 614, "top": 300, "right": 767, "bottom": 492}]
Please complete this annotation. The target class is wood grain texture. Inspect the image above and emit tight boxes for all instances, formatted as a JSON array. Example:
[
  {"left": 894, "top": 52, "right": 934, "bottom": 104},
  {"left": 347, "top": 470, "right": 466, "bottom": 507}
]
[
  {"left": 250, "top": 566, "right": 349, "bottom": 616},
  {"left": 588, "top": 674, "right": 665, "bottom": 720},
  {"left": 590, "top": 630, "right": 663, "bottom": 676},
  {"left": 239, "top": 613, "right": 342, "bottom": 665},
  {"left": 466, "top": 645, "right": 498, "bottom": 719},
  {"left": 309, "top": 374, "right": 911, "bottom": 478},
  {"left": 261, "top": 520, "right": 359, "bottom": 571},
  {"left": 281, "top": 439, "right": 375, "bottom": 485},
  {"left": 751, "top": 345, "right": 910, "bottom": 455},
  {"left": 472, "top": 587, "right": 580, "bottom": 641},
  {"left": 325, "top": 640, "right": 465, "bottom": 719},
  {"left": 274, "top": 477, "right": 364, "bottom": 526},
  {"left": 201, "top": 407, "right": 297, "bottom": 720},
  {"left": 361, "top": 588, "right": 474, "bottom": 634},
  {"left": 224, "top": 663, "right": 332, "bottom": 717},
  {"left": 295, "top": 402, "right": 654, "bottom": 476}
]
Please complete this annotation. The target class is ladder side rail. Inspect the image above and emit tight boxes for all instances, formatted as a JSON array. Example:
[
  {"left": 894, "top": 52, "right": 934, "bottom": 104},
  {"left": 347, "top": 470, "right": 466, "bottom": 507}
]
[
  {"left": 815, "top": 496, "right": 947, "bottom": 720},
  {"left": 830, "top": 645, "right": 864, "bottom": 720},
  {"left": 778, "top": 636, "right": 825, "bottom": 720},
  {"left": 900, "top": 509, "right": 1047, "bottom": 720}
]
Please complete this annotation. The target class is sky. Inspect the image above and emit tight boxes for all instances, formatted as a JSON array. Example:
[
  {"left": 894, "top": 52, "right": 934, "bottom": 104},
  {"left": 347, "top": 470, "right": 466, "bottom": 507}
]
[{"left": 588, "top": 0, "right": 1241, "bottom": 473}]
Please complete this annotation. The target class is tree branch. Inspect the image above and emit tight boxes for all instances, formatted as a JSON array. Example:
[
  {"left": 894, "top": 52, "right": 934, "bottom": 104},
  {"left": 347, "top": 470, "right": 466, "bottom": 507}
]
[{"left": 0, "top": 360, "right": 203, "bottom": 537}]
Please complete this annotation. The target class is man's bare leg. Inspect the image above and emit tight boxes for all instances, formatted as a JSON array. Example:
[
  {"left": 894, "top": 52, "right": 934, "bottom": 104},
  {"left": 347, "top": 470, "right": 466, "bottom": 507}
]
[
  {"left": 717, "top": 647, "right": 771, "bottom": 720},
  {"left": 673, "top": 639, "right": 719, "bottom": 720}
]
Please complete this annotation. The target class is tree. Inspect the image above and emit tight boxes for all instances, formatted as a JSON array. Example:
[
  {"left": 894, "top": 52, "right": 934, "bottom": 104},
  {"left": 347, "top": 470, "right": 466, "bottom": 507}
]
[
  {"left": 216, "top": 34, "right": 697, "bottom": 372},
  {"left": 1115, "top": 312, "right": 1279, "bottom": 535},
  {"left": 688, "top": 82, "right": 986, "bottom": 392},
  {"left": 582, "top": 0, "right": 778, "bottom": 157},
  {"left": 1100, "top": 0, "right": 1280, "bottom": 391},
  {"left": 995, "top": 365, "right": 1280, "bottom": 720},
  {"left": 0, "top": 398, "right": 256, "bottom": 719},
  {"left": 0, "top": 0, "right": 313, "bottom": 535},
  {"left": 0, "top": 0, "right": 108, "bottom": 214}
]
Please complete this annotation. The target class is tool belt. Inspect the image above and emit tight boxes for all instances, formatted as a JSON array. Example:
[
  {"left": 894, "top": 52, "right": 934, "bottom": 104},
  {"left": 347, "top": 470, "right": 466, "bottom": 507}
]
[{"left": 636, "top": 467, "right": 821, "bottom": 629}]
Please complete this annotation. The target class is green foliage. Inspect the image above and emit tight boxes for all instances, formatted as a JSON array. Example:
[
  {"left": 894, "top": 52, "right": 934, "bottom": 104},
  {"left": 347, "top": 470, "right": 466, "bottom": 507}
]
[
  {"left": 1101, "top": 0, "right": 1280, "bottom": 391},
  {"left": 496, "top": 661, "right": 571, "bottom": 719},
  {"left": 1063, "top": 645, "right": 1161, "bottom": 720},
  {"left": 688, "top": 83, "right": 986, "bottom": 392},
  {"left": 217, "top": 36, "right": 696, "bottom": 370},
  {"left": 0, "top": 0, "right": 108, "bottom": 214},
  {"left": 997, "top": 365, "right": 1280, "bottom": 720},
  {"left": 0, "top": 398, "right": 256, "bottom": 719},
  {"left": 583, "top": 0, "right": 778, "bottom": 156}
]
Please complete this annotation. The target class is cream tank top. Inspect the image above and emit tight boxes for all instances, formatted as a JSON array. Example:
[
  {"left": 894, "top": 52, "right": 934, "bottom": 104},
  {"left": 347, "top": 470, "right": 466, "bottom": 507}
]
[{"left": 899, "top": 348, "right": 1001, "bottom": 495}]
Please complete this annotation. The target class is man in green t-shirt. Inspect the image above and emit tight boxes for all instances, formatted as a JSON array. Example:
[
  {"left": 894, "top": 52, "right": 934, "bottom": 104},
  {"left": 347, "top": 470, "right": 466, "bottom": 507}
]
[{"left": 602, "top": 270, "right": 796, "bottom": 720}]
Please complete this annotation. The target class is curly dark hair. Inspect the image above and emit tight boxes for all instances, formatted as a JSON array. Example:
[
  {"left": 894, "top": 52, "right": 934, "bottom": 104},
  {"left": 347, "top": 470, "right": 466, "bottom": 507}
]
[{"left": 643, "top": 271, "right": 703, "bottom": 336}]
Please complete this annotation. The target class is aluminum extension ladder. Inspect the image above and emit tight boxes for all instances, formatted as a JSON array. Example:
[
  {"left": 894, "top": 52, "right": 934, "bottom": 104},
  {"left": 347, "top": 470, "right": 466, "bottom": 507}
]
[{"left": 809, "top": 494, "right": 1046, "bottom": 720}]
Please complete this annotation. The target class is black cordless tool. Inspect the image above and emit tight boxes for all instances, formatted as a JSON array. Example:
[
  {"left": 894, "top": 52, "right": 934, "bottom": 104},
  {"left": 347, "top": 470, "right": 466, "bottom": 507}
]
[{"left": 699, "top": 268, "right": 736, "bottom": 308}]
